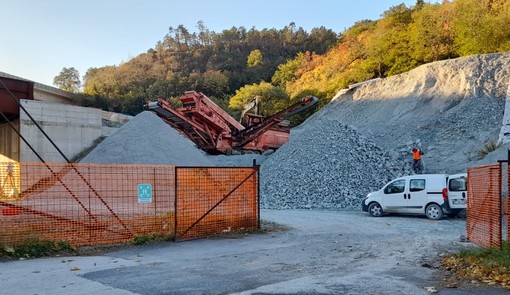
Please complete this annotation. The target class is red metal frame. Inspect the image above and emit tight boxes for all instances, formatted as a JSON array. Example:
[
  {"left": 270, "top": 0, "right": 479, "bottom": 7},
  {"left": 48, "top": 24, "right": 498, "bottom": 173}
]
[
  {"left": 146, "top": 91, "right": 318, "bottom": 154},
  {"left": 0, "top": 77, "right": 34, "bottom": 120}
]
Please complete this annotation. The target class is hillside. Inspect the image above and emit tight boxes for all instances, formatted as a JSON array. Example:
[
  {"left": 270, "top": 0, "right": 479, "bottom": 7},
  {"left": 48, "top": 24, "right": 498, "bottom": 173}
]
[{"left": 260, "top": 53, "right": 510, "bottom": 209}]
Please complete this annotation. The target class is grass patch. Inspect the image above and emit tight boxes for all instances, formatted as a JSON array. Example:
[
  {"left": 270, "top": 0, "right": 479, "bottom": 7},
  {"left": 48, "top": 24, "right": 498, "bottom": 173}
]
[
  {"left": 133, "top": 233, "right": 174, "bottom": 245},
  {"left": 476, "top": 140, "right": 502, "bottom": 160},
  {"left": 442, "top": 242, "right": 510, "bottom": 289},
  {"left": 458, "top": 243, "right": 510, "bottom": 268},
  {"left": 0, "top": 239, "right": 75, "bottom": 259},
  {"left": 0, "top": 221, "right": 285, "bottom": 258}
]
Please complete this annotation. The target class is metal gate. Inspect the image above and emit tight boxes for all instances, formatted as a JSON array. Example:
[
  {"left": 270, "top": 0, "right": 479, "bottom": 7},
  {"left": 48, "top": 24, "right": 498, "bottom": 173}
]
[{"left": 174, "top": 166, "right": 260, "bottom": 241}]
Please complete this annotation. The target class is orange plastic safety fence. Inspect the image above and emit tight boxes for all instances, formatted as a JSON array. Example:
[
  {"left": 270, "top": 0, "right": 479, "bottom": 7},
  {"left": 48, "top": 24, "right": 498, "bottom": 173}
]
[
  {"left": 0, "top": 162, "right": 175, "bottom": 247},
  {"left": 508, "top": 165, "right": 510, "bottom": 243},
  {"left": 467, "top": 163, "right": 502, "bottom": 249},
  {"left": 175, "top": 167, "right": 259, "bottom": 241}
]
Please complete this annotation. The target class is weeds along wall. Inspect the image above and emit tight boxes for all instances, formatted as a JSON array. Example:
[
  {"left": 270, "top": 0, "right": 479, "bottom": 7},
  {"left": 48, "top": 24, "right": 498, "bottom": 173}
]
[{"left": 0, "top": 162, "right": 259, "bottom": 247}]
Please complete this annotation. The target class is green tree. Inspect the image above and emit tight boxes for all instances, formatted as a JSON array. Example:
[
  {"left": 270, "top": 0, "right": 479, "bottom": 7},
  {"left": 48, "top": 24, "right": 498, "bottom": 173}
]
[
  {"left": 229, "top": 82, "right": 288, "bottom": 117},
  {"left": 82, "top": 66, "right": 125, "bottom": 112},
  {"left": 53, "top": 67, "right": 81, "bottom": 93},
  {"left": 247, "top": 49, "right": 263, "bottom": 67},
  {"left": 272, "top": 52, "right": 307, "bottom": 86},
  {"left": 200, "top": 70, "right": 230, "bottom": 97},
  {"left": 453, "top": 0, "right": 510, "bottom": 55},
  {"left": 415, "top": 0, "right": 425, "bottom": 10},
  {"left": 408, "top": 2, "right": 456, "bottom": 63},
  {"left": 364, "top": 4, "right": 415, "bottom": 77}
]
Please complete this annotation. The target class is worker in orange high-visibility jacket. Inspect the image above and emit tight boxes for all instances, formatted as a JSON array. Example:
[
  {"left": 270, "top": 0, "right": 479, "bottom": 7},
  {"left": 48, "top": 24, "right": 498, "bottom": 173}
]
[{"left": 411, "top": 148, "right": 424, "bottom": 173}]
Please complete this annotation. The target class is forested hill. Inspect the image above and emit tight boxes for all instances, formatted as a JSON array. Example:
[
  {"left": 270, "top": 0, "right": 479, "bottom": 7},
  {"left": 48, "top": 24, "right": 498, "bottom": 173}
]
[
  {"left": 77, "top": 0, "right": 510, "bottom": 120},
  {"left": 80, "top": 24, "right": 338, "bottom": 115}
]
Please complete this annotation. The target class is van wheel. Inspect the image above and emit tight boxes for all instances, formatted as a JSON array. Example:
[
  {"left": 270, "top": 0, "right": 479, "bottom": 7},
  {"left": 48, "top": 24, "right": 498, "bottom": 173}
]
[
  {"left": 426, "top": 204, "right": 443, "bottom": 220},
  {"left": 368, "top": 202, "right": 383, "bottom": 217}
]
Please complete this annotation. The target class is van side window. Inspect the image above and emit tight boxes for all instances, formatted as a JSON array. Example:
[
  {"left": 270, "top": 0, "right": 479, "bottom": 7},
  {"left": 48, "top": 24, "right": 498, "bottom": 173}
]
[
  {"left": 410, "top": 179, "right": 426, "bottom": 192},
  {"left": 449, "top": 178, "right": 466, "bottom": 191},
  {"left": 384, "top": 179, "right": 405, "bottom": 194}
]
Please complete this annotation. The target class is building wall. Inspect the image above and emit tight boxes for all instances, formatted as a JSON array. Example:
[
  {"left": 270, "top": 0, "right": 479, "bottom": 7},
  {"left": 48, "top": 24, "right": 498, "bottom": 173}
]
[
  {"left": 1, "top": 74, "right": 132, "bottom": 164},
  {"left": 19, "top": 100, "right": 103, "bottom": 163},
  {"left": 33, "top": 83, "right": 78, "bottom": 105},
  {"left": 33, "top": 90, "right": 74, "bottom": 105},
  {"left": 0, "top": 120, "right": 20, "bottom": 162}
]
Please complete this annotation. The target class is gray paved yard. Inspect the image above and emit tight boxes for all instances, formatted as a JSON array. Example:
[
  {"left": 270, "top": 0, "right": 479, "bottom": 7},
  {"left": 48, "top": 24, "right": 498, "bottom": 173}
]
[{"left": 0, "top": 210, "right": 507, "bottom": 294}]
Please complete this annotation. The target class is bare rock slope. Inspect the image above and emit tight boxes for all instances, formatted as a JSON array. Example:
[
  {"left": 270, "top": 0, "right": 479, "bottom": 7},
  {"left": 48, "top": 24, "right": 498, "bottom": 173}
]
[{"left": 261, "top": 53, "right": 510, "bottom": 210}]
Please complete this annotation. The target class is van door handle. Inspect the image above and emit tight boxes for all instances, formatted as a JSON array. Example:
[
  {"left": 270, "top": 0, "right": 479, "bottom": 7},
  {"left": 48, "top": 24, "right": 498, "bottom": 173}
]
[
  {"left": 404, "top": 193, "right": 408, "bottom": 199},
  {"left": 462, "top": 192, "right": 466, "bottom": 198}
]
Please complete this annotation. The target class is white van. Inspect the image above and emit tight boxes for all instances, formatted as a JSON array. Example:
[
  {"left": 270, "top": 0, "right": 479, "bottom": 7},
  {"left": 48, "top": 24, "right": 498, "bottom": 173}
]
[{"left": 361, "top": 173, "right": 467, "bottom": 220}]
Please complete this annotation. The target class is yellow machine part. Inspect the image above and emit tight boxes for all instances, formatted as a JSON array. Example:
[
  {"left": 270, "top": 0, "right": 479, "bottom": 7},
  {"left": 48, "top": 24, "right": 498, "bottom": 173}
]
[{"left": 0, "top": 162, "right": 20, "bottom": 201}]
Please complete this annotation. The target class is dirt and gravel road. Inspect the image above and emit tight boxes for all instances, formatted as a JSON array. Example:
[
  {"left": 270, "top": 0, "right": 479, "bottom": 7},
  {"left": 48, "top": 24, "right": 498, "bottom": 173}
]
[{"left": 1, "top": 209, "right": 507, "bottom": 295}]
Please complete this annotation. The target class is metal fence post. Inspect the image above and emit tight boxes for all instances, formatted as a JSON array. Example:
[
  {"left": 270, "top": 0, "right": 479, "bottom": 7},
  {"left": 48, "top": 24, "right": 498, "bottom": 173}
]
[
  {"left": 254, "top": 159, "right": 261, "bottom": 230},
  {"left": 174, "top": 167, "right": 178, "bottom": 241}
]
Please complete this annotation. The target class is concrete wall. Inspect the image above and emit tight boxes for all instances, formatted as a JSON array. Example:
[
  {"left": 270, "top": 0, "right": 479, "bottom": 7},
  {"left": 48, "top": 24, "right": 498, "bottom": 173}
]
[{"left": 19, "top": 100, "right": 103, "bottom": 163}]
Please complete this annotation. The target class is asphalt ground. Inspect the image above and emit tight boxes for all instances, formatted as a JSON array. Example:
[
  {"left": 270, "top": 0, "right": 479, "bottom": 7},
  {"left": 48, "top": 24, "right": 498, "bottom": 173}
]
[{"left": 1, "top": 210, "right": 507, "bottom": 295}]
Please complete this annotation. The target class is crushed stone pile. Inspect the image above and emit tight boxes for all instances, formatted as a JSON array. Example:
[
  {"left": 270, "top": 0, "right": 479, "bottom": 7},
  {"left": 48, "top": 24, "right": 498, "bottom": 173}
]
[
  {"left": 260, "top": 120, "right": 403, "bottom": 210},
  {"left": 80, "top": 111, "right": 213, "bottom": 166},
  {"left": 260, "top": 53, "right": 510, "bottom": 210}
]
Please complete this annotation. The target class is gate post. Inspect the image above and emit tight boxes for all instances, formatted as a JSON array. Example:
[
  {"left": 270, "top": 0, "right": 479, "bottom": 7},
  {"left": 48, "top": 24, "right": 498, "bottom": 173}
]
[
  {"left": 174, "top": 166, "right": 178, "bottom": 242},
  {"left": 253, "top": 159, "right": 260, "bottom": 230}
]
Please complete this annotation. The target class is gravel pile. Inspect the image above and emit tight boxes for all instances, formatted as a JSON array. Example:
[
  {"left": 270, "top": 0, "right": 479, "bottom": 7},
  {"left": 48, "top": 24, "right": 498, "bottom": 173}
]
[
  {"left": 260, "top": 53, "right": 510, "bottom": 210},
  {"left": 260, "top": 120, "right": 403, "bottom": 210},
  {"left": 80, "top": 111, "right": 213, "bottom": 166}
]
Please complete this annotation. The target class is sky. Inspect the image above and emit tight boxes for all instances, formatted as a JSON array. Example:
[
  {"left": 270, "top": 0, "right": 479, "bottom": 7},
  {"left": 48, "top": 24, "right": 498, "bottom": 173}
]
[{"left": 0, "top": 0, "right": 419, "bottom": 86}]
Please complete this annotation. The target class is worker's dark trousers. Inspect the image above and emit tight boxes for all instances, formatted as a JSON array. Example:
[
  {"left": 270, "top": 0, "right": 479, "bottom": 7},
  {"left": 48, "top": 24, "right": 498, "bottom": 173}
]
[{"left": 413, "top": 160, "right": 423, "bottom": 173}]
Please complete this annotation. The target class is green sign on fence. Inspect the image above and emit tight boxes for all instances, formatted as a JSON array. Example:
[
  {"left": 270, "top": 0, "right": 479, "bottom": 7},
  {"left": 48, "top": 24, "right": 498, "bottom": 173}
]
[{"left": 137, "top": 183, "right": 152, "bottom": 203}]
